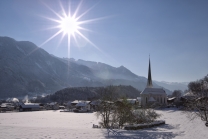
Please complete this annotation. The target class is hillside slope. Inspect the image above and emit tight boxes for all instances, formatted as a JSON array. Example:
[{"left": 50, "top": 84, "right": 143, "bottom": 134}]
[
  {"left": 0, "top": 36, "right": 171, "bottom": 98},
  {"left": 37, "top": 85, "right": 141, "bottom": 102}
]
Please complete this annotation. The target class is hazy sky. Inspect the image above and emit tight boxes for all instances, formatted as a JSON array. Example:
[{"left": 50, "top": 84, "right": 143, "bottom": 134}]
[{"left": 0, "top": 0, "right": 208, "bottom": 82}]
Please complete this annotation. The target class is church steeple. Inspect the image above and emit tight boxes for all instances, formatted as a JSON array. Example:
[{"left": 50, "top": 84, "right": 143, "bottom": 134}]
[{"left": 147, "top": 56, "right": 153, "bottom": 88}]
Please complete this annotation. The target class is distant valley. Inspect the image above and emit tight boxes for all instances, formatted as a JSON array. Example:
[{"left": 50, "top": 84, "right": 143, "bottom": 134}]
[{"left": 153, "top": 81, "right": 188, "bottom": 92}]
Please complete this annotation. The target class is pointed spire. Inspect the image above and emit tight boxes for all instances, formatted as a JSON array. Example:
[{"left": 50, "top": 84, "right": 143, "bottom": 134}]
[{"left": 147, "top": 56, "right": 153, "bottom": 88}]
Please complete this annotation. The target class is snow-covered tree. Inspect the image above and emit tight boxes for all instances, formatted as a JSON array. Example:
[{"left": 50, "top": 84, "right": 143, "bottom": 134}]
[
  {"left": 172, "top": 90, "right": 182, "bottom": 98},
  {"left": 184, "top": 97, "right": 208, "bottom": 126},
  {"left": 184, "top": 75, "right": 208, "bottom": 126}
]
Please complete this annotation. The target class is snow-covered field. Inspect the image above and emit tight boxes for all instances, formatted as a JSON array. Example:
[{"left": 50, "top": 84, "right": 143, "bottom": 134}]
[{"left": 0, "top": 108, "right": 207, "bottom": 139}]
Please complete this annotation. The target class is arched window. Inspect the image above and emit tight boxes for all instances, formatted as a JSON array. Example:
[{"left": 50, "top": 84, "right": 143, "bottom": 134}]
[
  {"left": 146, "top": 97, "right": 147, "bottom": 103},
  {"left": 164, "top": 98, "right": 166, "bottom": 103}
]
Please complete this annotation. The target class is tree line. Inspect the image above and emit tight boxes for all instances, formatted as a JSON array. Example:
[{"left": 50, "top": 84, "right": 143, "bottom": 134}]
[{"left": 34, "top": 85, "right": 141, "bottom": 103}]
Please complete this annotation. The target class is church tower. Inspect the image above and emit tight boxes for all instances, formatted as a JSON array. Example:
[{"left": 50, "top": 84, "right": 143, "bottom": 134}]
[
  {"left": 140, "top": 56, "right": 167, "bottom": 106},
  {"left": 147, "top": 57, "right": 153, "bottom": 88}
]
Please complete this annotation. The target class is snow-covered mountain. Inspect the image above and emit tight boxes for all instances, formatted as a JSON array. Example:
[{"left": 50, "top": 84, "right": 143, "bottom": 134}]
[
  {"left": 0, "top": 36, "right": 173, "bottom": 98},
  {"left": 154, "top": 81, "right": 188, "bottom": 92}
]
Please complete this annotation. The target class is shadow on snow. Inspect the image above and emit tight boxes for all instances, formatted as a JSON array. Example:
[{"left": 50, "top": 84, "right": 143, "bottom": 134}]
[{"left": 101, "top": 124, "right": 183, "bottom": 139}]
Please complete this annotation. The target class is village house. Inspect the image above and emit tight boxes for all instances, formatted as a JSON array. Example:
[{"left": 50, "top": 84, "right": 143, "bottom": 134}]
[
  {"left": 90, "top": 100, "right": 101, "bottom": 111},
  {"left": 46, "top": 102, "right": 59, "bottom": 110},
  {"left": 72, "top": 100, "right": 91, "bottom": 112},
  {"left": 0, "top": 103, "right": 15, "bottom": 111},
  {"left": 19, "top": 103, "right": 40, "bottom": 111}
]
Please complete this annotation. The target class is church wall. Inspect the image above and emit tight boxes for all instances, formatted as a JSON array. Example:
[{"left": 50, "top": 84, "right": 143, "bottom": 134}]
[{"left": 140, "top": 93, "right": 167, "bottom": 106}]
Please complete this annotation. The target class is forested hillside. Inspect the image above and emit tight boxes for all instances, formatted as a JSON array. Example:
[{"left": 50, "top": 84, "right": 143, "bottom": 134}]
[{"left": 35, "top": 85, "right": 141, "bottom": 103}]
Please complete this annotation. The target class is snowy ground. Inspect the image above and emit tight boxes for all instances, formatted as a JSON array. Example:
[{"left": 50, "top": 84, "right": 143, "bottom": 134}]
[{"left": 0, "top": 108, "right": 207, "bottom": 139}]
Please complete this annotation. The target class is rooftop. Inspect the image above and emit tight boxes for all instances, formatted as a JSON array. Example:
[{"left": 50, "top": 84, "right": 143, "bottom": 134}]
[{"left": 140, "top": 87, "right": 166, "bottom": 95}]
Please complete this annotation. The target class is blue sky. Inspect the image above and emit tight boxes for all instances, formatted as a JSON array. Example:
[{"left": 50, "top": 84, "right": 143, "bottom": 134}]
[{"left": 0, "top": 0, "right": 208, "bottom": 82}]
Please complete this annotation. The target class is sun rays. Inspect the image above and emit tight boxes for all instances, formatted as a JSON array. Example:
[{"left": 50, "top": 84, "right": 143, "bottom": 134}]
[{"left": 40, "top": 1, "right": 103, "bottom": 58}]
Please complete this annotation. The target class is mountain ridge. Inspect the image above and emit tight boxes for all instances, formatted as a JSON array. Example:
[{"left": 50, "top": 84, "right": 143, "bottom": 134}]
[
  {"left": 0, "top": 36, "right": 179, "bottom": 98},
  {"left": 153, "top": 80, "right": 188, "bottom": 91}
]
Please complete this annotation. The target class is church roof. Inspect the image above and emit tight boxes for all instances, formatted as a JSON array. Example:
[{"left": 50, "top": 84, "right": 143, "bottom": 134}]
[{"left": 140, "top": 87, "right": 166, "bottom": 95}]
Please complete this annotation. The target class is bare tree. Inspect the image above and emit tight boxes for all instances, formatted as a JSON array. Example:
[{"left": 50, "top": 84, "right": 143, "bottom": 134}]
[
  {"left": 171, "top": 90, "right": 183, "bottom": 107},
  {"left": 132, "top": 108, "right": 161, "bottom": 124},
  {"left": 112, "top": 98, "right": 135, "bottom": 128},
  {"left": 96, "top": 86, "right": 162, "bottom": 128},
  {"left": 172, "top": 90, "right": 182, "bottom": 98},
  {"left": 183, "top": 97, "right": 208, "bottom": 126},
  {"left": 96, "top": 86, "right": 117, "bottom": 128},
  {"left": 184, "top": 75, "right": 208, "bottom": 126},
  {"left": 188, "top": 75, "right": 208, "bottom": 97}
]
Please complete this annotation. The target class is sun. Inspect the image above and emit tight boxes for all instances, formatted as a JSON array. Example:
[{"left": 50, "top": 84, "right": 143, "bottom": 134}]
[
  {"left": 40, "top": 1, "right": 106, "bottom": 58},
  {"left": 59, "top": 15, "right": 79, "bottom": 36}
]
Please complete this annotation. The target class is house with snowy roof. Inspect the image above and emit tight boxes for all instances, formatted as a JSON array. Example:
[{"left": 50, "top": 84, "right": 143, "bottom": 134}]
[
  {"left": 90, "top": 100, "right": 100, "bottom": 111},
  {"left": 0, "top": 103, "right": 15, "bottom": 111},
  {"left": 140, "top": 57, "right": 167, "bottom": 106},
  {"left": 116, "top": 99, "right": 138, "bottom": 105},
  {"left": 72, "top": 100, "right": 91, "bottom": 112},
  {"left": 19, "top": 103, "right": 40, "bottom": 111},
  {"left": 46, "top": 102, "right": 59, "bottom": 110}
]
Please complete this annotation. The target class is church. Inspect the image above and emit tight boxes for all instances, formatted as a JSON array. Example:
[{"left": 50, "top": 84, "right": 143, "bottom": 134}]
[{"left": 140, "top": 58, "right": 167, "bottom": 106}]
